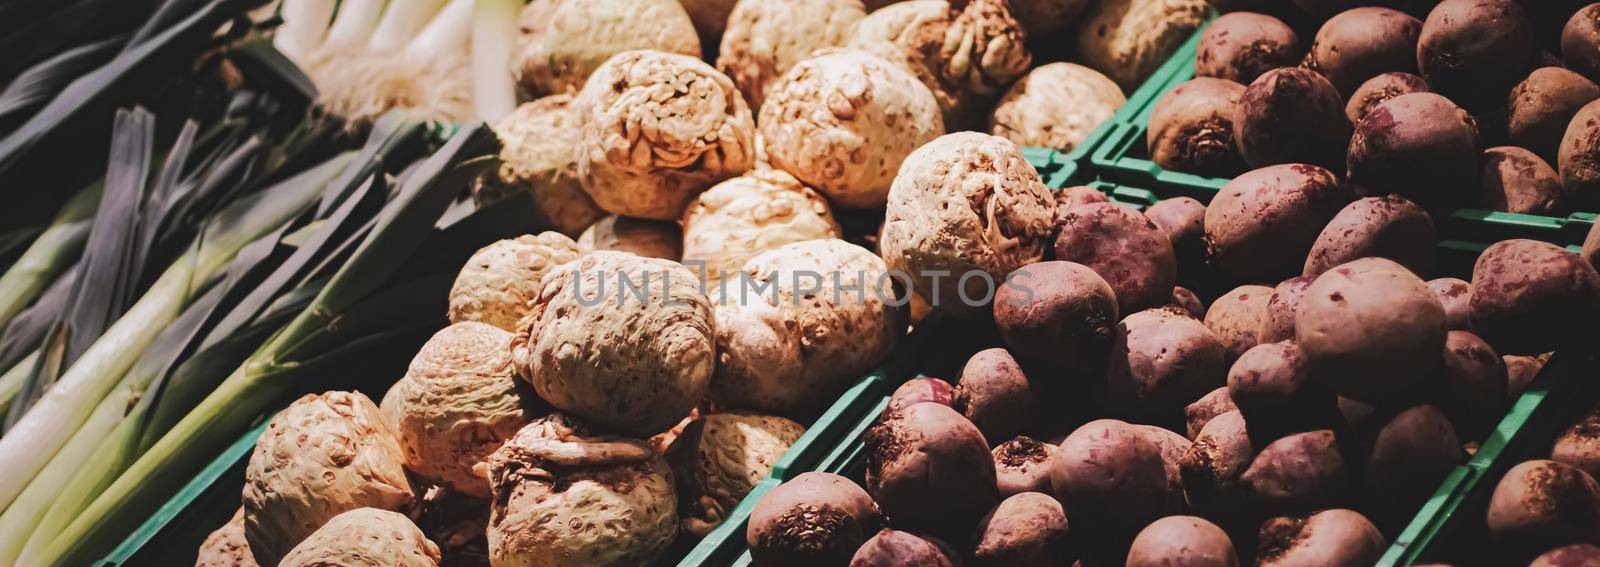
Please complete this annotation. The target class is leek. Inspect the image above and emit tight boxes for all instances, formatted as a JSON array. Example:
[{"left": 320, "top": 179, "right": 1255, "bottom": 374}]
[
  {"left": 37, "top": 125, "right": 498, "bottom": 567},
  {"left": 404, "top": 0, "right": 473, "bottom": 62},
  {"left": 0, "top": 384, "right": 129, "bottom": 564},
  {"left": 471, "top": 0, "right": 519, "bottom": 122},
  {"left": 272, "top": 0, "right": 335, "bottom": 59},
  {"left": 322, "top": 0, "right": 389, "bottom": 53},
  {"left": 369, "top": 0, "right": 446, "bottom": 53},
  {"left": 0, "top": 152, "right": 354, "bottom": 510},
  {"left": 0, "top": 182, "right": 100, "bottom": 331}
]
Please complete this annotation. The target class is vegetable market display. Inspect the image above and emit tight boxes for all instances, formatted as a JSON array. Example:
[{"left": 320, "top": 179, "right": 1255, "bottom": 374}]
[{"left": 2, "top": 1, "right": 1597, "bottom": 567}]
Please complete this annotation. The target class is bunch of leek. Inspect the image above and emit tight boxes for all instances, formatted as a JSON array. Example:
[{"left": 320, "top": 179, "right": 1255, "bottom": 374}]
[{"left": 34, "top": 124, "right": 501, "bottom": 567}]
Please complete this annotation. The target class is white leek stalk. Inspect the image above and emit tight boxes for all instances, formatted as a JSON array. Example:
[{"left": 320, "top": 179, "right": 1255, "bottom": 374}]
[
  {"left": 0, "top": 351, "right": 40, "bottom": 419},
  {"left": 405, "top": 0, "right": 474, "bottom": 62},
  {"left": 369, "top": 0, "right": 447, "bottom": 53},
  {"left": 274, "top": 0, "right": 337, "bottom": 60},
  {"left": 322, "top": 0, "right": 390, "bottom": 53},
  {"left": 471, "top": 0, "right": 520, "bottom": 122},
  {"left": 0, "top": 154, "right": 354, "bottom": 512},
  {"left": 0, "top": 389, "right": 131, "bottom": 565}
]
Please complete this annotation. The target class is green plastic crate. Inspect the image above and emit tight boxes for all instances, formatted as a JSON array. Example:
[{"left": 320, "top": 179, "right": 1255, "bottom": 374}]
[
  {"left": 1086, "top": 19, "right": 1599, "bottom": 248},
  {"left": 1379, "top": 349, "right": 1600, "bottom": 566}
]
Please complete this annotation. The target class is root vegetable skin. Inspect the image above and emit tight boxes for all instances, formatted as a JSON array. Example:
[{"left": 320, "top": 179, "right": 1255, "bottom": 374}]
[
  {"left": 242, "top": 392, "right": 416, "bottom": 566},
  {"left": 1346, "top": 72, "right": 1430, "bottom": 125},
  {"left": 1304, "top": 8, "right": 1422, "bottom": 97},
  {"left": 1259, "top": 276, "right": 1313, "bottom": 344},
  {"left": 1205, "top": 285, "right": 1273, "bottom": 362},
  {"left": 716, "top": 0, "right": 866, "bottom": 111},
  {"left": 993, "top": 261, "right": 1119, "bottom": 385},
  {"left": 748, "top": 472, "right": 882, "bottom": 566},
  {"left": 1144, "top": 197, "right": 1208, "bottom": 283},
  {"left": 1417, "top": 0, "right": 1537, "bottom": 111},
  {"left": 1564, "top": 4, "right": 1600, "bottom": 85},
  {"left": 514, "top": 252, "right": 714, "bottom": 437},
  {"left": 956, "top": 348, "right": 1042, "bottom": 442},
  {"left": 484, "top": 414, "right": 677, "bottom": 567},
  {"left": 849, "top": 530, "right": 960, "bottom": 567},
  {"left": 1295, "top": 257, "right": 1446, "bottom": 402},
  {"left": 1204, "top": 164, "right": 1352, "bottom": 283},
  {"left": 1233, "top": 68, "right": 1351, "bottom": 171},
  {"left": 880, "top": 132, "right": 1055, "bottom": 319},
  {"left": 1195, "top": 12, "right": 1300, "bottom": 85},
  {"left": 1255, "top": 509, "right": 1385, "bottom": 567},
  {"left": 1126, "top": 515, "right": 1239, "bottom": 567},
  {"left": 1429, "top": 277, "right": 1474, "bottom": 332},
  {"left": 711, "top": 239, "right": 904, "bottom": 417},
  {"left": 1302, "top": 195, "right": 1436, "bottom": 278},
  {"left": 1486, "top": 460, "right": 1600, "bottom": 557},
  {"left": 1242, "top": 429, "right": 1348, "bottom": 515},
  {"left": 971, "top": 492, "right": 1074, "bottom": 567},
  {"left": 1560, "top": 99, "right": 1600, "bottom": 209},
  {"left": 1468, "top": 239, "right": 1600, "bottom": 356},
  {"left": 385, "top": 323, "right": 539, "bottom": 498},
  {"left": 1553, "top": 407, "right": 1600, "bottom": 481},
  {"left": 477, "top": 97, "right": 605, "bottom": 237},
  {"left": 1509, "top": 67, "right": 1600, "bottom": 164},
  {"left": 518, "top": 0, "right": 701, "bottom": 96},
  {"left": 1053, "top": 202, "right": 1177, "bottom": 316},
  {"left": 1532, "top": 544, "right": 1600, "bottom": 567},
  {"left": 1051, "top": 419, "right": 1184, "bottom": 542},
  {"left": 993, "top": 437, "right": 1057, "bottom": 497},
  {"left": 1171, "top": 286, "right": 1205, "bottom": 319},
  {"left": 759, "top": 49, "right": 945, "bottom": 208},
  {"left": 1482, "top": 146, "right": 1566, "bottom": 216},
  {"left": 195, "top": 509, "right": 257, "bottom": 567},
  {"left": 279, "top": 508, "right": 441, "bottom": 567},
  {"left": 1179, "top": 410, "right": 1255, "bottom": 521},
  {"left": 864, "top": 403, "right": 998, "bottom": 539},
  {"left": 1185, "top": 387, "right": 1238, "bottom": 440},
  {"left": 1364, "top": 405, "right": 1462, "bottom": 529},
  {"left": 990, "top": 63, "right": 1127, "bottom": 153},
  {"left": 1437, "top": 331, "right": 1508, "bottom": 441},
  {"left": 1105, "top": 307, "right": 1229, "bottom": 421},
  {"left": 668, "top": 412, "right": 805, "bottom": 537},
  {"left": 1227, "top": 341, "right": 1338, "bottom": 435},
  {"left": 1076, "top": 0, "right": 1209, "bottom": 91},
  {"left": 681, "top": 170, "right": 841, "bottom": 283},
  {"left": 572, "top": 50, "right": 754, "bottom": 221},
  {"left": 883, "top": 378, "right": 956, "bottom": 419},
  {"left": 448, "top": 233, "right": 580, "bottom": 332},
  {"left": 848, "top": 0, "right": 1032, "bottom": 129},
  {"left": 1348, "top": 92, "right": 1481, "bottom": 210},
  {"left": 1147, "top": 78, "right": 1247, "bottom": 177},
  {"left": 577, "top": 215, "right": 683, "bottom": 262},
  {"left": 1055, "top": 186, "right": 1110, "bottom": 217}
]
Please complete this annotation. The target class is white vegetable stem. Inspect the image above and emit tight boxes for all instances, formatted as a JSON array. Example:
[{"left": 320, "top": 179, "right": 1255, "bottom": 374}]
[
  {"left": 274, "top": 0, "right": 337, "bottom": 60},
  {"left": 369, "top": 0, "right": 447, "bottom": 53},
  {"left": 405, "top": 0, "right": 474, "bottom": 62},
  {"left": 322, "top": 0, "right": 390, "bottom": 54},
  {"left": 472, "top": 0, "right": 520, "bottom": 123},
  {"left": 0, "top": 391, "right": 129, "bottom": 565}
]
